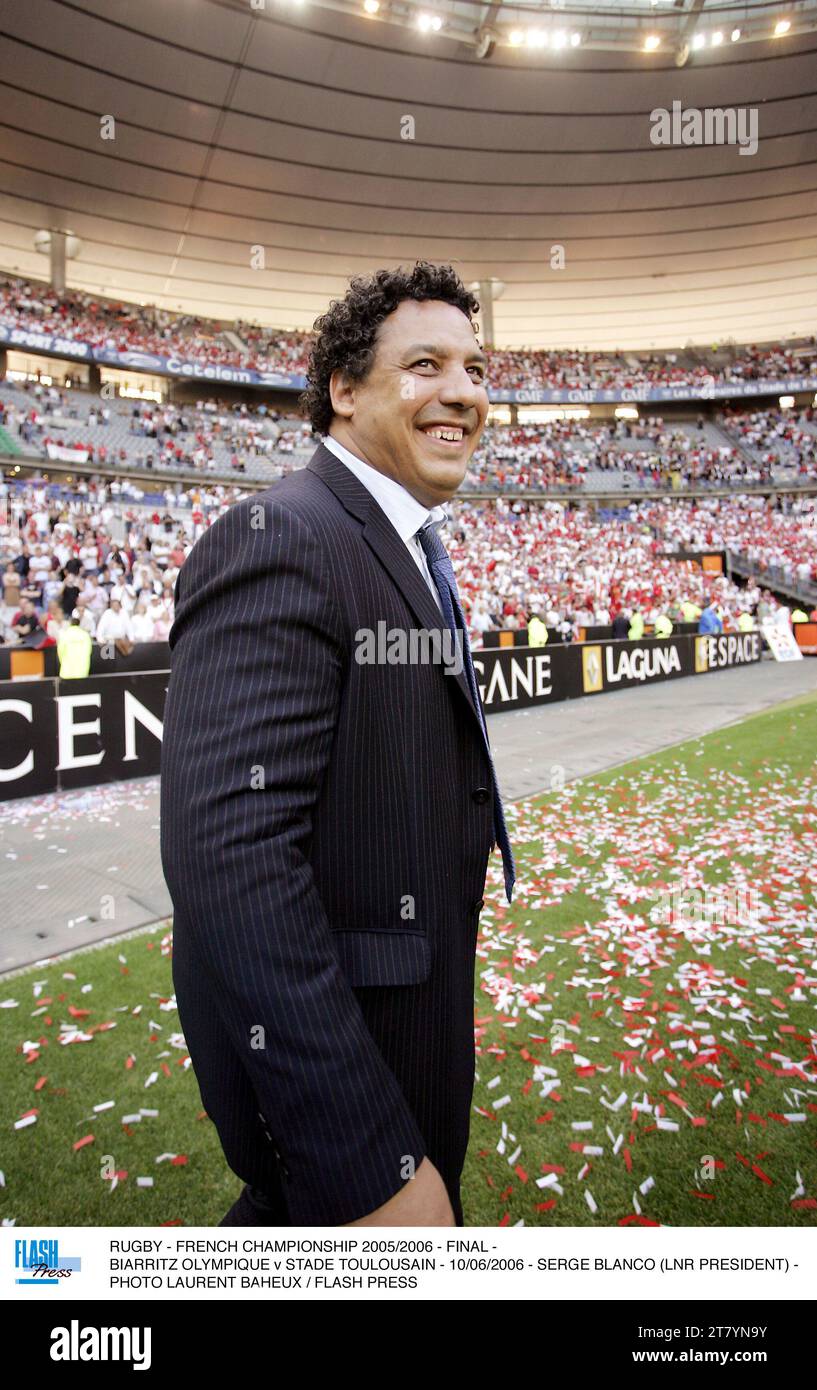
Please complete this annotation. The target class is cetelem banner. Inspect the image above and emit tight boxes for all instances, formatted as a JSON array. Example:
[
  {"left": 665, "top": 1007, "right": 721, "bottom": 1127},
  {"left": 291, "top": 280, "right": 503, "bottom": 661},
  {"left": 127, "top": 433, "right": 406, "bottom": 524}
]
[{"left": 2, "top": 319, "right": 815, "bottom": 403}]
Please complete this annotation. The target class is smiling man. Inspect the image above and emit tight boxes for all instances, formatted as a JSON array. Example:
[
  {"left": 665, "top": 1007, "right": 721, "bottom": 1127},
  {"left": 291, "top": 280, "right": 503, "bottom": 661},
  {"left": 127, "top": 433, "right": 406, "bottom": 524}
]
[{"left": 160, "top": 262, "right": 515, "bottom": 1228}]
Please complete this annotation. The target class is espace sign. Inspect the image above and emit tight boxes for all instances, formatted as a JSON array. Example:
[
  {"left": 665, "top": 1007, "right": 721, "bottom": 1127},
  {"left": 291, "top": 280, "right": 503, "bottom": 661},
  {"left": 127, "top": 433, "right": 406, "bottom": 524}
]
[{"left": 695, "top": 632, "right": 762, "bottom": 671}]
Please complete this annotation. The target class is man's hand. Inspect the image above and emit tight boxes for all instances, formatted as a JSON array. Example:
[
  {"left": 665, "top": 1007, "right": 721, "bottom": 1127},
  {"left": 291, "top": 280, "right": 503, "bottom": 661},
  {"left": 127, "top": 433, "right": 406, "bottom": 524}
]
[{"left": 344, "top": 1157, "right": 455, "bottom": 1227}]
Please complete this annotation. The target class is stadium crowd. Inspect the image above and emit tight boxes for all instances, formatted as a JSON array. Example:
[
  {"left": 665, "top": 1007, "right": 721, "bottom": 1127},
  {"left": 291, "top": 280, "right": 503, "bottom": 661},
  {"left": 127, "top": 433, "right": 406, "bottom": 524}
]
[
  {"left": 4, "top": 474, "right": 812, "bottom": 656},
  {"left": 2, "top": 274, "right": 815, "bottom": 390},
  {"left": 5, "top": 375, "right": 817, "bottom": 491},
  {"left": 0, "top": 380, "right": 311, "bottom": 478},
  {"left": 720, "top": 406, "right": 817, "bottom": 478},
  {"left": 444, "top": 496, "right": 789, "bottom": 640},
  {"left": 0, "top": 477, "right": 247, "bottom": 651},
  {"left": 651, "top": 495, "right": 817, "bottom": 595}
]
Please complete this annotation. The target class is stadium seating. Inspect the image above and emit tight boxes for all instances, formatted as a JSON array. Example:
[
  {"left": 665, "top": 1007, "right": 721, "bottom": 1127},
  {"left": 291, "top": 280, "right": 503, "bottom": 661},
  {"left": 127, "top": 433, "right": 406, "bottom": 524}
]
[{"left": 2, "top": 274, "right": 815, "bottom": 390}]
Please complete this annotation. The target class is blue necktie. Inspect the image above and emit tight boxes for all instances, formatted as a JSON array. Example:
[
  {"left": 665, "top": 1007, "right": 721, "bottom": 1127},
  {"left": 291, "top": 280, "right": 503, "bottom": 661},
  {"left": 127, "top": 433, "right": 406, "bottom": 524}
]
[{"left": 417, "top": 519, "right": 516, "bottom": 905}]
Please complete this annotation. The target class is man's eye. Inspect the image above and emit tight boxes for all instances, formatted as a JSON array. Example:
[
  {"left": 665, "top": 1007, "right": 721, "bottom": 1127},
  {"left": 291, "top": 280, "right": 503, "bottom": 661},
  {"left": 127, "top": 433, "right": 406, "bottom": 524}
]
[{"left": 411, "top": 359, "right": 435, "bottom": 369}]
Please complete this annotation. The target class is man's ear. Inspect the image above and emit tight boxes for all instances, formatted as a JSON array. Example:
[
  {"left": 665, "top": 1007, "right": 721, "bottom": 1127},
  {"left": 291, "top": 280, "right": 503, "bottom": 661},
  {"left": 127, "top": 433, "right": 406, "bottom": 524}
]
[{"left": 329, "top": 368, "right": 355, "bottom": 420}]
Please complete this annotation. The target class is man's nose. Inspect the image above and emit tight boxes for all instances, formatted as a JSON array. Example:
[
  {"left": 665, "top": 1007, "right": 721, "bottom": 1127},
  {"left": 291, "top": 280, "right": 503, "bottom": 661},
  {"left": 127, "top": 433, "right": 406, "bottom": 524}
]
[{"left": 436, "top": 362, "right": 481, "bottom": 409}]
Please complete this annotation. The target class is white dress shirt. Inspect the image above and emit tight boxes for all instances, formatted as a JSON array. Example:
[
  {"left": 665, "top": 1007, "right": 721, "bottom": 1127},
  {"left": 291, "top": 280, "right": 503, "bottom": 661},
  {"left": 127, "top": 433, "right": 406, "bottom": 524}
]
[{"left": 322, "top": 433, "right": 448, "bottom": 612}]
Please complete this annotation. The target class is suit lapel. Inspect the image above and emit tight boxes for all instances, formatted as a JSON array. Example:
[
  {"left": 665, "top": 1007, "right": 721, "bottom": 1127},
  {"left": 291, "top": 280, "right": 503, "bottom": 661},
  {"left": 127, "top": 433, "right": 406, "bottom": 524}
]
[{"left": 306, "top": 441, "right": 484, "bottom": 731}]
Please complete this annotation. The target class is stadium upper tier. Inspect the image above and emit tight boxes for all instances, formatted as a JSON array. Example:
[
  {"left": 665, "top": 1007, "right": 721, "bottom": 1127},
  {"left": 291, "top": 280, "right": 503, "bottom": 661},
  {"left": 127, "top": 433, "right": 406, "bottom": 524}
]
[
  {"left": 2, "top": 277, "right": 816, "bottom": 400},
  {"left": 3, "top": 379, "right": 816, "bottom": 492}
]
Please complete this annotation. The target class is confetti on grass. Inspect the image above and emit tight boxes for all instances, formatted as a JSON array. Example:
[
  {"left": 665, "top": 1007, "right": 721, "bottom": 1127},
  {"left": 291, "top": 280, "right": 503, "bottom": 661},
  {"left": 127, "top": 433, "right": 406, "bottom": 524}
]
[
  {"left": 2, "top": 927, "right": 190, "bottom": 1222},
  {"left": 472, "top": 735, "right": 817, "bottom": 1226}
]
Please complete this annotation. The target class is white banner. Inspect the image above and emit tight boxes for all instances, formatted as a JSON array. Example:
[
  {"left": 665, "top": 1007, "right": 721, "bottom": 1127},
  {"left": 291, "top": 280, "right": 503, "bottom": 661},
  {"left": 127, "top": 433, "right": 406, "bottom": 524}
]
[
  {"left": 45, "top": 443, "right": 90, "bottom": 463},
  {"left": 761, "top": 620, "right": 804, "bottom": 662}
]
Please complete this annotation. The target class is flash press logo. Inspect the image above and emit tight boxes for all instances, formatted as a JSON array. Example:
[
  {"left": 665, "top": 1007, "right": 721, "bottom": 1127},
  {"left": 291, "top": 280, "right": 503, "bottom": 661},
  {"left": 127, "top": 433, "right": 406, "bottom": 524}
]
[
  {"left": 50, "top": 1321, "right": 152, "bottom": 1372},
  {"left": 650, "top": 100, "right": 758, "bottom": 156},
  {"left": 14, "top": 1237, "right": 81, "bottom": 1286}
]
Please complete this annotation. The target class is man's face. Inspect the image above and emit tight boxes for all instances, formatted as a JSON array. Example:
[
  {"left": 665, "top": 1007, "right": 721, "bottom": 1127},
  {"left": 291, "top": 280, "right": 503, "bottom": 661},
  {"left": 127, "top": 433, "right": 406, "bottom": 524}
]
[{"left": 328, "top": 299, "right": 489, "bottom": 509}]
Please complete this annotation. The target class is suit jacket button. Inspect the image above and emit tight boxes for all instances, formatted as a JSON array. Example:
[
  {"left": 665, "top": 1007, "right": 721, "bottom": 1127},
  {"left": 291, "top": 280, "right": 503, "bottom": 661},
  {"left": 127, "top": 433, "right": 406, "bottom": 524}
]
[{"left": 472, "top": 787, "right": 490, "bottom": 804}]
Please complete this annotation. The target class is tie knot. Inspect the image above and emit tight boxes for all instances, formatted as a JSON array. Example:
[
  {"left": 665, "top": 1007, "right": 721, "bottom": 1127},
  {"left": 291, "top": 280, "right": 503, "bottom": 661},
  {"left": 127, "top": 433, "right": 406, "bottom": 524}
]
[{"left": 417, "top": 519, "right": 448, "bottom": 567}]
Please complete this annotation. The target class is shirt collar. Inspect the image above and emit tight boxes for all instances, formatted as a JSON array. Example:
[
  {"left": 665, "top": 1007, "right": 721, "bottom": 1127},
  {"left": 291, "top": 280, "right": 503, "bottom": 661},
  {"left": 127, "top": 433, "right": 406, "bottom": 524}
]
[{"left": 323, "top": 433, "right": 450, "bottom": 544}]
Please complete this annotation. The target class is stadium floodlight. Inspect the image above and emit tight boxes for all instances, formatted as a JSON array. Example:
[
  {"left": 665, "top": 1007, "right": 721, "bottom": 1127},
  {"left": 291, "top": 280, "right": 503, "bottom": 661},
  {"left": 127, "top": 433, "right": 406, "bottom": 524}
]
[
  {"left": 779, "top": 396, "right": 795, "bottom": 409},
  {"left": 363, "top": 0, "right": 379, "bottom": 12},
  {"left": 774, "top": 19, "right": 791, "bottom": 36},
  {"left": 508, "top": 29, "right": 524, "bottom": 46},
  {"left": 643, "top": 34, "right": 660, "bottom": 51},
  {"left": 711, "top": 31, "right": 723, "bottom": 46},
  {"left": 418, "top": 13, "right": 442, "bottom": 32},
  {"left": 552, "top": 30, "right": 567, "bottom": 49},
  {"left": 526, "top": 28, "right": 548, "bottom": 47},
  {"left": 692, "top": 33, "right": 705, "bottom": 50},
  {"left": 731, "top": 28, "right": 741, "bottom": 42},
  {"left": 570, "top": 32, "right": 581, "bottom": 47}
]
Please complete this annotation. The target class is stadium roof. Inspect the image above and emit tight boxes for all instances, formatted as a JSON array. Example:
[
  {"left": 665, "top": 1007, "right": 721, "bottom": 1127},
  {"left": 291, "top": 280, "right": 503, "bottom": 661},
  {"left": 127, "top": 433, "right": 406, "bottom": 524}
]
[{"left": 1, "top": 0, "right": 816, "bottom": 350}]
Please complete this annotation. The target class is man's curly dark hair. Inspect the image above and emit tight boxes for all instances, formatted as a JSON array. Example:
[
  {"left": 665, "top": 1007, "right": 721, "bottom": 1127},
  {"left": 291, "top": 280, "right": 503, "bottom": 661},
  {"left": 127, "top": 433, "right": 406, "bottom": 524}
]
[{"left": 299, "top": 262, "right": 480, "bottom": 437}]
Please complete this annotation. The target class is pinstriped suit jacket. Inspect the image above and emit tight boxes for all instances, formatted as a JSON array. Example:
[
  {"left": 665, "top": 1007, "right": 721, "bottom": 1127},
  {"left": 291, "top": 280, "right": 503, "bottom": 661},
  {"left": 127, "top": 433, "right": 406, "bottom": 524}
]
[{"left": 160, "top": 440, "right": 497, "bottom": 1224}]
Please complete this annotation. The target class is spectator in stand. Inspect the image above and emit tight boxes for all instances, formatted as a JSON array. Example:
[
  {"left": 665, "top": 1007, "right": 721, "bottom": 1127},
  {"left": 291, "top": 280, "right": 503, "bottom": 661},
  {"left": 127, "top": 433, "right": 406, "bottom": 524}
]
[
  {"left": 42, "top": 599, "right": 66, "bottom": 645},
  {"left": 73, "top": 597, "right": 97, "bottom": 637},
  {"left": 95, "top": 597, "right": 134, "bottom": 645},
  {"left": 151, "top": 604, "right": 173, "bottom": 641},
  {"left": 11, "top": 598, "right": 45, "bottom": 647},
  {"left": 59, "top": 570, "right": 82, "bottom": 618},
  {"left": 28, "top": 543, "right": 53, "bottom": 587},
  {"left": 131, "top": 601, "right": 155, "bottom": 642},
  {"left": 3, "top": 561, "right": 21, "bottom": 609},
  {"left": 81, "top": 574, "right": 108, "bottom": 616}
]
